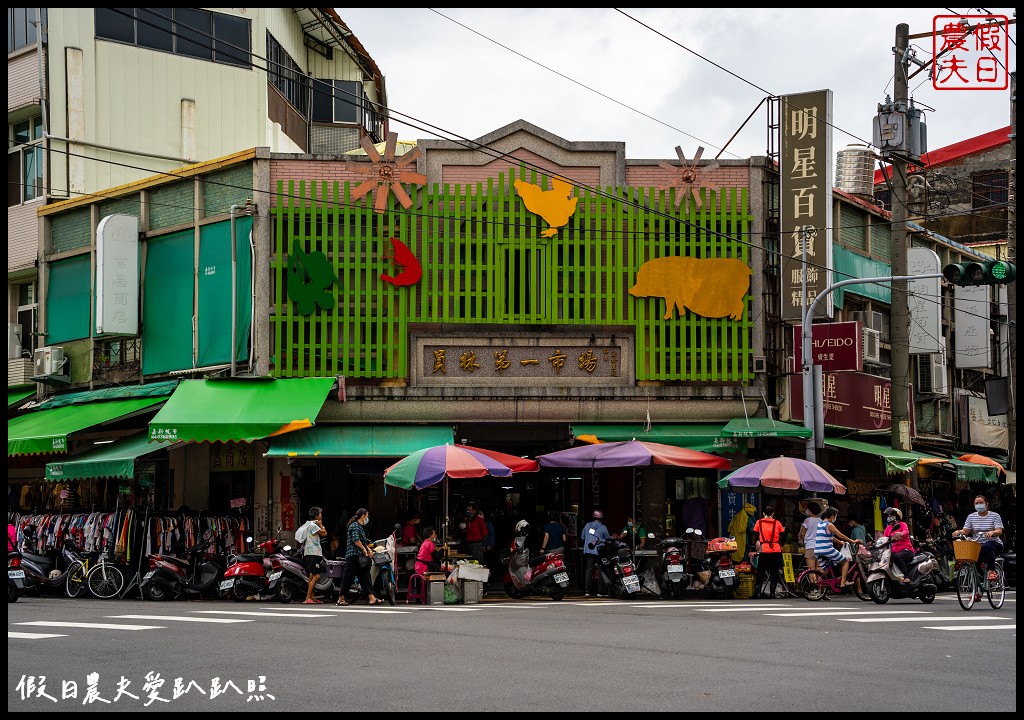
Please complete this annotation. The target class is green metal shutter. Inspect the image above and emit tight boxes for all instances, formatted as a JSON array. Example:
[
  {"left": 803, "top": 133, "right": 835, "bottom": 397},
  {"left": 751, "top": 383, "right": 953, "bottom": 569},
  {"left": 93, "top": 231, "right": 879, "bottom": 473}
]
[
  {"left": 197, "top": 218, "right": 252, "bottom": 367},
  {"left": 143, "top": 229, "right": 194, "bottom": 374},
  {"left": 45, "top": 254, "right": 91, "bottom": 344}
]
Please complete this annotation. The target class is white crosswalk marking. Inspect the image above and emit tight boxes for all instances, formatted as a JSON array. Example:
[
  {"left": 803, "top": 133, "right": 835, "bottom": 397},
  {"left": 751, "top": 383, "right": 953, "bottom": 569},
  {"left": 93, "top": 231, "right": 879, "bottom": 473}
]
[
  {"left": 112, "top": 614, "right": 254, "bottom": 623},
  {"left": 8, "top": 632, "right": 68, "bottom": 639},
  {"left": 190, "top": 610, "right": 330, "bottom": 618},
  {"left": 15, "top": 621, "right": 165, "bottom": 630},
  {"left": 765, "top": 610, "right": 927, "bottom": 617},
  {"left": 922, "top": 624, "right": 1015, "bottom": 631},
  {"left": 843, "top": 615, "right": 1002, "bottom": 623},
  {"left": 255, "top": 606, "right": 410, "bottom": 614},
  {"left": 697, "top": 605, "right": 790, "bottom": 612}
]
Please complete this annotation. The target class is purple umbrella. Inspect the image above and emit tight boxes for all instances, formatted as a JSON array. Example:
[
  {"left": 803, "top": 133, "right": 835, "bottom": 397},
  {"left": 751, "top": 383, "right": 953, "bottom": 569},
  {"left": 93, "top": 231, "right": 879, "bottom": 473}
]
[{"left": 718, "top": 456, "right": 846, "bottom": 495}]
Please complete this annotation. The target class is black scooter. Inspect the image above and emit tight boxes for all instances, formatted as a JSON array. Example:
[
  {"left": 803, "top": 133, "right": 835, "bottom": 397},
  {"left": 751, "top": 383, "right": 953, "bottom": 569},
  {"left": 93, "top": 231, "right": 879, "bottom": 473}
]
[
  {"left": 140, "top": 537, "right": 227, "bottom": 601},
  {"left": 648, "top": 532, "right": 689, "bottom": 599},
  {"left": 18, "top": 526, "right": 89, "bottom": 598},
  {"left": 8, "top": 549, "right": 25, "bottom": 603},
  {"left": 590, "top": 538, "right": 641, "bottom": 598}
]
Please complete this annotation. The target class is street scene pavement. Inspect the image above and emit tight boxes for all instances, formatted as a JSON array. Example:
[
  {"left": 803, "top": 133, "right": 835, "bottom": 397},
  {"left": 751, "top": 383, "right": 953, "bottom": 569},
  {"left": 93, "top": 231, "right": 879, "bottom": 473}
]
[{"left": 8, "top": 590, "right": 1016, "bottom": 712}]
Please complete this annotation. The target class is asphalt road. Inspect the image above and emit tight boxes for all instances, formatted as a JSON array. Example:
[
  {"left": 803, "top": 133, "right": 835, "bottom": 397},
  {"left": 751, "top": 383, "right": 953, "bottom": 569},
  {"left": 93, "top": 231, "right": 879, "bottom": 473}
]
[{"left": 7, "top": 590, "right": 1016, "bottom": 712}]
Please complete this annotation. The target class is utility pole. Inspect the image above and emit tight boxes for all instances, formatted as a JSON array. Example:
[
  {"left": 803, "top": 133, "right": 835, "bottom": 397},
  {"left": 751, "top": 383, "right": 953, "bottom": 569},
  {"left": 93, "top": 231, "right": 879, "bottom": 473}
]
[
  {"left": 890, "top": 23, "right": 912, "bottom": 453},
  {"left": 1008, "top": 71, "right": 1016, "bottom": 472}
]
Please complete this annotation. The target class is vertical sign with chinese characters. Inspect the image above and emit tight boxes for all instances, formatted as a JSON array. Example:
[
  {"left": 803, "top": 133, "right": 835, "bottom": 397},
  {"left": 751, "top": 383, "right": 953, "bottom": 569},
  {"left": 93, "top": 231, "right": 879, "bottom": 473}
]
[
  {"left": 907, "top": 247, "right": 941, "bottom": 354},
  {"left": 953, "top": 285, "right": 990, "bottom": 368},
  {"left": 932, "top": 15, "right": 1009, "bottom": 91},
  {"left": 780, "top": 90, "right": 833, "bottom": 322},
  {"left": 95, "top": 214, "right": 139, "bottom": 336}
]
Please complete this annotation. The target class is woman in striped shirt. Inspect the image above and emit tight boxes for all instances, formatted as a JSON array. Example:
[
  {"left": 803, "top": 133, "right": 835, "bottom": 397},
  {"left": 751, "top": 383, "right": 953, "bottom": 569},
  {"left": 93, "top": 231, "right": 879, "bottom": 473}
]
[
  {"left": 814, "top": 506, "right": 862, "bottom": 588},
  {"left": 953, "top": 495, "right": 1004, "bottom": 581}
]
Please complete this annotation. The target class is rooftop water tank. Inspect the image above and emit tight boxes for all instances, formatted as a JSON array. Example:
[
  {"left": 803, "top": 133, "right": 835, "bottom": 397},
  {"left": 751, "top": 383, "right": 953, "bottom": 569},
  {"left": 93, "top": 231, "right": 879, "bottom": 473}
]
[{"left": 835, "top": 144, "right": 877, "bottom": 197}]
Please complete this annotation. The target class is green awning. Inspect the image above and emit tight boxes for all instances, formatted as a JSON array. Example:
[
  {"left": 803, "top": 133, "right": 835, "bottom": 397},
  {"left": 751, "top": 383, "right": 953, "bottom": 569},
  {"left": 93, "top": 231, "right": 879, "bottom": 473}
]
[
  {"left": 265, "top": 425, "right": 454, "bottom": 458},
  {"left": 33, "top": 380, "right": 179, "bottom": 410},
  {"left": 8, "top": 386, "right": 35, "bottom": 409},
  {"left": 823, "top": 437, "right": 940, "bottom": 475},
  {"left": 570, "top": 424, "right": 744, "bottom": 454},
  {"left": 8, "top": 397, "right": 167, "bottom": 456},
  {"left": 947, "top": 459, "right": 999, "bottom": 484},
  {"left": 45, "top": 433, "right": 175, "bottom": 481},
  {"left": 149, "top": 377, "right": 335, "bottom": 443},
  {"left": 721, "top": 417, "right": 812, "bottom": 438}
]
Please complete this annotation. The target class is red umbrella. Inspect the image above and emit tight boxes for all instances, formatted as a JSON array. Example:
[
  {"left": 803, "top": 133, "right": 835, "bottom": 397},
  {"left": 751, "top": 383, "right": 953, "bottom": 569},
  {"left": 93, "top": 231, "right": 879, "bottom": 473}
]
[
  {"left": 455, "top": 444, "right": 539, "bottom": 473},
  {"left": 536, "top": 440, "right": 730, "bottom": 470}
]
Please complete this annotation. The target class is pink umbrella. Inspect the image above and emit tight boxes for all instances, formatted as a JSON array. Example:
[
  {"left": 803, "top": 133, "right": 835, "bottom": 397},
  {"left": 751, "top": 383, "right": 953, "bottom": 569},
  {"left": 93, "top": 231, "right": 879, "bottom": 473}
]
[
  {"left": 536, "top": 440, "right": 730, "bottom": 470},
  {"left": 718, "top": 456, "right": 846, "bottom": 494}
]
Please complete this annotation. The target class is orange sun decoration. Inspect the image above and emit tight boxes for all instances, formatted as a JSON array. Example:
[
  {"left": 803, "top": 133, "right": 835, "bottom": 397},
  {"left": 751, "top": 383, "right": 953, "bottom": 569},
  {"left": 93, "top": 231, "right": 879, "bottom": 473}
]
[
  {"left": 345, "top": 132, "right": 426, "bottom": 213},
  {"left": 658, "top": 145, "right": 720, "bottom": 210}
]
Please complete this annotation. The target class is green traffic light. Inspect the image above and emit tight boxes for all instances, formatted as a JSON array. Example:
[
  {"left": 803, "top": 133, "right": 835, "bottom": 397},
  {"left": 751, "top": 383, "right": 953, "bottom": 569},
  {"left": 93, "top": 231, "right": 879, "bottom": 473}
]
[{"left": 942, "top": 260, "right": 1016, "bottom": 286}]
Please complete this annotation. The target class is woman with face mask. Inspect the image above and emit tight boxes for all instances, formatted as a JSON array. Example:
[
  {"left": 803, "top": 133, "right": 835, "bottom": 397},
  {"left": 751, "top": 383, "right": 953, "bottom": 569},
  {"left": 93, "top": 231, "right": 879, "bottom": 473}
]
[
  {"left": 952, "top": 495, "right": 1005, "bottom": 581},
  {"left": 883, "top": 508, "right": 914, "bottom": 582},
  {"left": 336, "top": 508, "right": 381, "bottom": 606}
]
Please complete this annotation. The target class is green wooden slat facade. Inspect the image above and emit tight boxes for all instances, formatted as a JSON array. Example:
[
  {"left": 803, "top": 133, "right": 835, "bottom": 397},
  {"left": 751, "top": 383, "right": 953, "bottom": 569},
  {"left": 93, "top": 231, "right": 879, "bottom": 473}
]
[{"left": 271, "top": 168, "right": 753, "bottom": 383}]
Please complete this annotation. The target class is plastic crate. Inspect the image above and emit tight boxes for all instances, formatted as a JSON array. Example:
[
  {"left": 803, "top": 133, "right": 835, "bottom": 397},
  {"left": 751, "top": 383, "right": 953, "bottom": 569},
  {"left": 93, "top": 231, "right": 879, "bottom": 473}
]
[
  {"left": 456, "top": 563, "right": 490, "bottom": 582},
  {"left": 461, "top": 579, "right": 483, "bottom": 604}
]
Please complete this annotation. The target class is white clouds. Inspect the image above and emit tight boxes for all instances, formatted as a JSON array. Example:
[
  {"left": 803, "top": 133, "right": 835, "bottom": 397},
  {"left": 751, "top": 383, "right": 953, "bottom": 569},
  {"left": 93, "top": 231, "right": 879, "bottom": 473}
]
[{"left": 343, "top": 7, "right": 1016, "bottom": 159}]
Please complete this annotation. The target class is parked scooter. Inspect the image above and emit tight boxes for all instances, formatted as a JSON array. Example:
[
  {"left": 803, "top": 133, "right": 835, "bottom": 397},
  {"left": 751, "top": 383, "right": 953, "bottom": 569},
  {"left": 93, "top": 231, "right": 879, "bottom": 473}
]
[
  {"left": 220, "top": 536, "right": 280, "bottom": 601},
  {"left": 18, "top": 525, "right": 89, "bottom": 598},
  {"left": 648, "top": 532, "right": 689, "bottom": 599},
  {"left": 916, "top": 535, "right": 953, "bottom": 592},
  {"left": 503, "top": 520, "right": 570, "bottom": 601},
  {"left": 865, "top": 534, "right": 938, "bottom": 604},
  {"left": 275, "top": 540, "right": 335, "bottom": 604},
  {"left": 680, "top": 527, "right": 706, "bottom": 592},
  {"left": 590, "top": 537, "right": 641, "bottom": 598},
  {"left": 139, "top": 536, "right": 227, "bottom": 601},
  {"left": 703, "top": 536, "right": 738, "bottom": 599},
  {"left": 8, "top": 549, "right": 25, "bottom": 603}
]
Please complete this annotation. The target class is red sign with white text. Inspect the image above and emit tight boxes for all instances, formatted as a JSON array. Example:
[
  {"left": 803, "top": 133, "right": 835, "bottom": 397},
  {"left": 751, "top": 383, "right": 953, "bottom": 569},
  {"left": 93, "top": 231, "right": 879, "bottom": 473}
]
[
  {"left": 791, "top": 321, "right": 862, "bottom": 373},
  {"left": 932, "top": 15, "right": 1009, "bottom": 90},
  {"left": 789, "top": 371, "right": 915, "bottom": 435}
]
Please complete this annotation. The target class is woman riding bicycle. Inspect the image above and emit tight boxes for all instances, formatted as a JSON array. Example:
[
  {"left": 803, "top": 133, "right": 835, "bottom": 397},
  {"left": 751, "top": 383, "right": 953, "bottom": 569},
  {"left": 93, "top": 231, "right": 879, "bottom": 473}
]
[
  {"left": 952, "top": 495, "right": 1004, "bottom": 581},
  {"left": 814, "top": 507, "right": 862, "bottom": 588}
]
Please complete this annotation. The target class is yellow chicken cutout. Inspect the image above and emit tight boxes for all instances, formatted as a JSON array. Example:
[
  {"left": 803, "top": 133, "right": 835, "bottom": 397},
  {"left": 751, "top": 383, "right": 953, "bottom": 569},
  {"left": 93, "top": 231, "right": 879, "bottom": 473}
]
[{"left": 514, "top": 177, "right": 578, "bottom": 237}]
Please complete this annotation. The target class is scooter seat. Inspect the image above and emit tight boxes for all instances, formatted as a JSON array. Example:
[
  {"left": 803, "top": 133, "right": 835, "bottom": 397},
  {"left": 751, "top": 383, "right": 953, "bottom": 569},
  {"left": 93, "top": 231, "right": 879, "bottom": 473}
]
[
  {"left": 911, "top": 554, "right": 929, "bottom": 564},
  {"left": 21, "top": 551, "right": 53, "bottom": 566},
  {"left": 231, "top": 553, "right": 262, "bottom": 563}
]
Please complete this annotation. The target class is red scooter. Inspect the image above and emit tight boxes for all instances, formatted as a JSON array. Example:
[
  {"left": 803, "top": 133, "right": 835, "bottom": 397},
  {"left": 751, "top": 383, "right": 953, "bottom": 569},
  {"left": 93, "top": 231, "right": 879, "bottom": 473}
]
[
  {"left": 502, "top": 521, "right": 570, "bottom": 601},
  {"left": 219, "top": 536, "right": 282, "bottom": 602},
  {"left": 139, "top": 537, "right": 226, "bottom": 601}
]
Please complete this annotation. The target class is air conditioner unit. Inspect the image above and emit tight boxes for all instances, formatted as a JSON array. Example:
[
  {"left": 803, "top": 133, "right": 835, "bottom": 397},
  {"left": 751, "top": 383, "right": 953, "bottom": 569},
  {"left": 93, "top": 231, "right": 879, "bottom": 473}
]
[
  {"left": 850, "top": 310, "right": 884, "bottom": 333},
  {"left": 917, "top": 340, "right": 949, "bottom": 395},
  {"left": 8, "top": 323, "right": 22, "bottom": 360},
  {"left": 862, "top": 329, "right": 882, "bottom": 364},
  {"left": 33, "top": 346, "right": 67, "bottom": 377}
]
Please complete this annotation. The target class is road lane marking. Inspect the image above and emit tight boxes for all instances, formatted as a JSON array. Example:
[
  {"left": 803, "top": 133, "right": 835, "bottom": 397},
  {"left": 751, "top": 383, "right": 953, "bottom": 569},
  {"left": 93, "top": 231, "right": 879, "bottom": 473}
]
[
  {"left": 843, "top": 615, "right": 1002, "bottom": 623},
  {"left": 8, "top": 632, "right": 68, "bottom": 639},
  {"left": 421, "top": 607, "right": 482, "bottom": 611},
  {"left": 764, "top": 610, "right": 927, "bottom": 617},
  {"left": 696, "top": 605, "right": 790, "bottom": 612},
  {"left": 15, "top": 621, "right": 165, "bottom": 630},
  {"left": 922, "top": 624, "right": 1015, "bottom": 630},
  {"left": 255, "top": 606, "right": 411, "bottom": 614},
  {"left": 112, "top": 614, "right": 254, "bottom": 623},
  {"left": 190, "top": 610, "right": 330, "bottom": 618}
]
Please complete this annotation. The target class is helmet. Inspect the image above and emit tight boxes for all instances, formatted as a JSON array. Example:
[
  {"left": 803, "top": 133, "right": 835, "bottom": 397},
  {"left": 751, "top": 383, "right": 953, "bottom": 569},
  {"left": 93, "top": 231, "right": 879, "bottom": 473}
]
[
  {"left": 515, "top": 519, "right": 529, "bottom": 534},
  {"left": 885, "top": 507, "right": 902, "bottom": 522},
  {"left": 592, "top": 510, "right": 604, "bottom": 519}
]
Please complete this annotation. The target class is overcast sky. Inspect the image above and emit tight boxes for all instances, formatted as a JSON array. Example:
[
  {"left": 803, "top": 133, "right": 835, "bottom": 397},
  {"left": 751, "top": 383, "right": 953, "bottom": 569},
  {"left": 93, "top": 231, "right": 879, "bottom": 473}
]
[{"left": 340, "top": 8, "right": 1016, "bottom": 162}]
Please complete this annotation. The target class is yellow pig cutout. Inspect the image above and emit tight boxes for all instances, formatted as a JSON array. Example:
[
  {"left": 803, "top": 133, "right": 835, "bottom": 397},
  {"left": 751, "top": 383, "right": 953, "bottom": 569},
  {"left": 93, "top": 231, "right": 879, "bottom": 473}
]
[{"left": 629, "top": 256, "right": 751, "bottom": 320}]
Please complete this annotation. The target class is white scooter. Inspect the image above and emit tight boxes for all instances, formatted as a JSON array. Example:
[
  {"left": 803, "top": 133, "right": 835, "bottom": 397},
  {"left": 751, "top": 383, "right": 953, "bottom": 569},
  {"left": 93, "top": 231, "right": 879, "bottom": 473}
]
[{"left": 864, "top": 534, "right": 939, "bottom": 604}]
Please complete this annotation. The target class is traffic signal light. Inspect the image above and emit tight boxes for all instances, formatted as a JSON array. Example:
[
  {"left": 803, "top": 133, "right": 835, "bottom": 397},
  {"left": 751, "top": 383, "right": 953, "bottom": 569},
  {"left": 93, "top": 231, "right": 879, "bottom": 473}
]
[{"left": 942, "top": 260, "right": 1016, "bottom": 286}]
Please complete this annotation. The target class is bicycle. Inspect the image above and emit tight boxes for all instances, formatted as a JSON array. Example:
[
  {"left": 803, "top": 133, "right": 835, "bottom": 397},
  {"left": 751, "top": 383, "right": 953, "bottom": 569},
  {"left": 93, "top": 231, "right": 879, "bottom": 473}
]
[
  {"left": 796, "top": 544, "right": 871, "bottom": 601},
  {"left": 86, "top": 546, "right": 127, "bottom": 599},
  {"left": 750, "top": 551, "right": 801, "bottom": 599},
  {"left": 952, "top": 535, "right": 1005, "bottom": 611}
]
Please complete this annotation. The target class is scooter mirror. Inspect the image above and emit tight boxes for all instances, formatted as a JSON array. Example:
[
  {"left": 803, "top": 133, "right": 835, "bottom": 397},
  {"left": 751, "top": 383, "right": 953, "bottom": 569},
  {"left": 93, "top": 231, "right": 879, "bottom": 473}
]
[
  {"left": 587, "top": 542, "right": 596, "bottom": 550},
  {"left": 693, "top": 529, "right": 703, "bottom": 537},
  {"left": 282, "top": 545, "right": 292, "bottom": 552},
  {"left": 246, "top": 536, "right": 253, "bottom": 543},
  {"left": 648, "top": 532, "right": 656, "bottom": 539}
]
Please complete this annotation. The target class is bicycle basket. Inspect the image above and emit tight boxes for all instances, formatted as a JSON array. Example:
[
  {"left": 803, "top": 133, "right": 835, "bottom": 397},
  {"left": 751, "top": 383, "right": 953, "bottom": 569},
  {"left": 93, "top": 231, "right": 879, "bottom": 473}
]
[
  {"left": 372, "top": 551, "right": 391, "bottom": 566},
  {"left": 952, "top": 540, "right": 981, "bottom": 563},
  {"left": 688, "top": 540, "right": 707, "bottom": 562}
]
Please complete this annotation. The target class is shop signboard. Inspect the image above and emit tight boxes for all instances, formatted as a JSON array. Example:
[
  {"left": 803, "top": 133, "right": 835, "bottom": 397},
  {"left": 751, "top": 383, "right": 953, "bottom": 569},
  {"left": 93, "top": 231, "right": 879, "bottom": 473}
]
[
  {"left": 791, "top": 321, "right": 862, "bottom": 372},
  {"left": 719, "top": 491, "right": 758, "bottom": 540},
  {"left": 780, "top": 89, "right": 834, "bottom": 322},
  {"left": 789, "top": 371, "right": 916, "bottom": 435},
  {"left": 210, "top": 443, "right": 256, "bottom": 473}
]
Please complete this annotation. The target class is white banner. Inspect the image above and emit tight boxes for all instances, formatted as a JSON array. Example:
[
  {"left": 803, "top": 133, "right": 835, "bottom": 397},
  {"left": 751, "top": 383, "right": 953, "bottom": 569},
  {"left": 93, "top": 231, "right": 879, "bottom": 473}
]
[
  {"left": 967, "top": 393, "right": 1008, "bottom": 451},
  {"left": 953, "top": 285, "right": 990, "bottom": 369},
  {"left": 907, "top": 247, "right": 940, "bottom": 354},
  {"left": 95, "top": 214, "right": 139, "bottom": 336}
]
